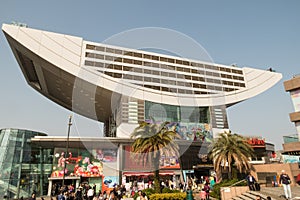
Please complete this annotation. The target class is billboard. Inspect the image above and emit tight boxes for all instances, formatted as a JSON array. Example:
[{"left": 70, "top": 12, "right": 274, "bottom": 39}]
[
  {"left": 123, "top": 146, "right": 180, "bottom": 171},
  {"left": 51, "top": 148, "right": 117, "bottom": 178}
]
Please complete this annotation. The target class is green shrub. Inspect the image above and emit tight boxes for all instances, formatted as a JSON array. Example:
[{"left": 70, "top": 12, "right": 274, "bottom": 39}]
[
  {"left": 149, "top": 192, "right": 186, "bottom": 200},
  {"left": 161, "top": 187, "right": 180, "bottom": 193},
  {"left": 143, "top": 188, "right": 156, "bottom": 196},
  {"left": 210, "top": 179, "right": 247, "bottom": 199}
]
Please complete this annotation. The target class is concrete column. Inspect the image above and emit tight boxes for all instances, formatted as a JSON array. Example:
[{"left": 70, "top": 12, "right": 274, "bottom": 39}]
[{"left": 47, "top": 180, "right": 52, "bottom": 196}]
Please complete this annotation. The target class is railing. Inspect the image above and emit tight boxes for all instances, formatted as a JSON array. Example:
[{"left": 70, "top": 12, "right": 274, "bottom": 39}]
[{"left": 220, "top": 179, "right": 247, "bottom": 191}]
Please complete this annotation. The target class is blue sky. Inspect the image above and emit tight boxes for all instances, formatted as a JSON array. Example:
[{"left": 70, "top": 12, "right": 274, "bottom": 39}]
[{"left": 0, "top": 1, "right": 299, "bottom": 150}]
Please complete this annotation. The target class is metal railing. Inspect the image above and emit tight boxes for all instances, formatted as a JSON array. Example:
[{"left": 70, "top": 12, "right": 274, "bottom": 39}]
[{"left": 220, "top": 179, "right": 247, "bottom": 191}]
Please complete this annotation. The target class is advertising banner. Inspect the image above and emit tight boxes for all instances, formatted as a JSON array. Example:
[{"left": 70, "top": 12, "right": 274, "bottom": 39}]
[{"left": 51, "top": 148, "right": 117, "bottom": 178}]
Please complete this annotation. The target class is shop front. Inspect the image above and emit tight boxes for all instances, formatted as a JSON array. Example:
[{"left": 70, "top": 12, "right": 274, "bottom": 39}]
[{"left": 48, "top": 147, "right": 118, "bottom": 195}]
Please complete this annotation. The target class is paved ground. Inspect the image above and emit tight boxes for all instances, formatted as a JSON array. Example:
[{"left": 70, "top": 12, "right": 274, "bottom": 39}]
[{"left": 259, "top": 186, "right": 300, "bottom": 200}]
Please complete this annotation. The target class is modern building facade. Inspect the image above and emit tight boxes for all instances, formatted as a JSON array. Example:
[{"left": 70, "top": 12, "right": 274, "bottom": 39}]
[
  {"left": 251, "top": 75, "right": 300, "bottom": 187},
  {"left": 2, "top": 23, "right": 285, "bottom": 196},
  {"left": 0, "top": 128, "right": 51, "bottom": 199},
  {"left": 2, "top": 23, "right": 282, "bottom": 140},
  {"left": 0, "top": 128, "right": 284, "bottom": 198},
  {"left": 284, "top": 75, "right": 300, "bottom": 138}
]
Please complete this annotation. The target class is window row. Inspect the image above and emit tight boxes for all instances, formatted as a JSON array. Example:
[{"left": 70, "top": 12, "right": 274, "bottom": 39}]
[
  {"left": 100, "top": 70, "right": 239, "bottom": 93},
  {"left": 85, "top": 45, "right": 244, "bottom": 75},
  {"left": 85, "top": 60, "right": 245, "bottom": 82},
  {"left": 99, "top": 68, "right": 245, "bottom": 88}
]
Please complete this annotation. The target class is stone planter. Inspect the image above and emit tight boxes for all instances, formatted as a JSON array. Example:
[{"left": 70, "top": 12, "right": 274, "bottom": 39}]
[{"left": 220, "top": 186, "right": 249, "bottom": 199}]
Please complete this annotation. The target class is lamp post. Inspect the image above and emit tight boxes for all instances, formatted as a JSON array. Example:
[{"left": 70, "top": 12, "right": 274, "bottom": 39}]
[{"left": 62, "top": 115, "right": 72, "bottom": 187}]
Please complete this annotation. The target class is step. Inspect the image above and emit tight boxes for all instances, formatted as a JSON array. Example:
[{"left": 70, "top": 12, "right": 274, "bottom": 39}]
[
  {"left": 248, "top": 191, "right": 276, "bottom": 200},
  {"left": 232, "top": 196, "right": 244, "bottom": 200},
  {"left": 242, "top": 192, "right": 261, "bottom": 200}
]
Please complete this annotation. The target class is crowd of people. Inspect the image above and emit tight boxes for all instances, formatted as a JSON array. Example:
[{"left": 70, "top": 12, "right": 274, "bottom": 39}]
[
  {"left": 49, "top": 175, "right": 216, "bottom": 200},
  {"left": 51, "top": 183, "right": 127, "bottom": 200}
]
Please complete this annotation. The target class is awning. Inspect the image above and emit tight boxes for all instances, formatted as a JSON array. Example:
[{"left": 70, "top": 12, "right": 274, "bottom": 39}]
[{"left": 123, "top": 171, "right": 175, "bottom": 176}]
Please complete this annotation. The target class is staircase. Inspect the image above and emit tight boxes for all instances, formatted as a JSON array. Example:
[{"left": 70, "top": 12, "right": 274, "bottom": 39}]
[{"left": 231, "top": 186, "right": 300, "bottom": 200}]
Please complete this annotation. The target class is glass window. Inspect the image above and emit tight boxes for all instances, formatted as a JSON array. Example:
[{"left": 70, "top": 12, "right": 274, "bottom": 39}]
[
  {"left": 161, "top": 72, "right": 168, "bottom": 77},
  {"left": 115, "top": 49, "right": 123, "bottom": 54},
  {"left": 133, "top": 68, "right": 143, "bottom": 73},
  {"left": 112, "top": 73, "right": 122, "bottom": 78},
  {"left": 86, "top": 44, "right": 95, "bottom": 50},
  {"left": 124, "top": 51, "right": 133, "bottom": 56},
  {"left": 162, "top": 87, "right": 170, "bottom": 92},
  {"left": 144, "top": 69, "right": 152, "bottom": 74},
  {"left": 133, "top": 76, "right": 143, "bottom": 81},
  {"left": 133, "top": 52, "right": 142, "bottom": 58},
  {"left": 84, "top": 61, "right": 94, "bottom": 66},
  {"left": 95, "top": 62, "right": 104, "bottom": 68},
  {"left": 144, "top": 77, "right": 151, "bottom": 82},
  {"left": 105, "top": 55, "right": 114, "bottom": 61},
  {"left": 144, "top": 62, "right": 152, "bottom": 67},
  {"left": 152, "top": 78, "right": 160, "bottom": 83},
  {"left": 143, "top": 54, "right": 151, "bottom": 59},
  {"left": 176, "top": 59, "right": 183, "bottom": 64},
  {"left": 184, "top": 75, "right": 191, "bottom": 80},
  {"left": 123, "top": 66, "right": 132, "bottom": 71},
  {"left": 114, "top": 65, "right": 122, "bottom": 70},
  {"left": 160, "top": 57, "right": 168, "bottom": 62},
  {"left": 95, "top": 46, "right": 105, "bottom": 51},
  {"left": 123, "top": 58, "right": 132, "bottom": 64},
  {"left": 152, "top": 63, "right": 159, "bottom": 68},
  {"left": 95, "top": 54, "right": 104, "bottom": 60},
  {"left": 169, "top": 73, "right": 176, "bottom": 78},
  {"left": 134, "top": 60, "right": 142, "bottom": 65},
  {"left": 168, "top": 58, "right": 175, "bottom": 63},
  {"left": 106, "top": 47, "right": 115, "bottom": 53},
  {"left": 115, "top": 57, "right": 122, "bottom": 62},
  {"left": 152, "top": 56, "right": 159, "bottom": 61},
  {"left": 152, "top": 70, "right": 160, "bottom": 75}
]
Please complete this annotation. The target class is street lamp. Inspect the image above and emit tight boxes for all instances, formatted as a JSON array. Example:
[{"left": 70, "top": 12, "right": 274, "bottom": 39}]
[{"left": 62, "top": 115, "right": 72, "bottom": 187}]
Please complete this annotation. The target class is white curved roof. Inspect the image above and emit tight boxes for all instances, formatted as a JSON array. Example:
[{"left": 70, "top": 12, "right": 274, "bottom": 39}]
[{"left": 2, "top": 24, "right": 282, "bottom": 121}]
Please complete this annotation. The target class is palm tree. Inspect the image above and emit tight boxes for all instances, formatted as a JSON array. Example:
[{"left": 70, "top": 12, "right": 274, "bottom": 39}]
[
  {"left": 208, "top": 131, "right": 254, "bottom": 180},
  {"left": 130, "top": 120, "right": 181, "bottom": 193}
]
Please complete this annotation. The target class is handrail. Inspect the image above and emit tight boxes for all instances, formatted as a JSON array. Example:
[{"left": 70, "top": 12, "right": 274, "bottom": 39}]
[{"left": 220, "top": 179, "right": 247, "bottom": 191}]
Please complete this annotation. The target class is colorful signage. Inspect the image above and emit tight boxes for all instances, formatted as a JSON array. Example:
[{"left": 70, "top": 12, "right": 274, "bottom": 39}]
[
  {"left": 247, "top": 138, "right": 265, "bottom": 148},
  {"left": 123, "top": 146, "right": 180, "bottom": 171},
  {"left": 51, "top": 148, "right": 117, "bottom": 178}
]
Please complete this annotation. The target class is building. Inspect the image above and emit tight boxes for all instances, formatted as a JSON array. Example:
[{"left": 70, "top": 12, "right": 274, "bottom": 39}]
[
  {"left": 247, "top": 75, "right": 300, "bottom": 187},
  {"left": 284, "top": 75, "right": 300, "bottom": 139},
  {"left": 0, "top": 129, "right": 283, "bottom": 198},
  {"left": 0, "top": 128, "right": 51, "bottom": 199},
  {"left": 2, "top": 23, "right": 282, "bottom": 139},
  {"left": 2, "top": 23, "right": 283, "bottom": 195}
]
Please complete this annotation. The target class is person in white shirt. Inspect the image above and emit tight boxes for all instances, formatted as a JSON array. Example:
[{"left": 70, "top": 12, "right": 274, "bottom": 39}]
[{"left": 87, "top": 187, "right": 94, "bottom": 200}]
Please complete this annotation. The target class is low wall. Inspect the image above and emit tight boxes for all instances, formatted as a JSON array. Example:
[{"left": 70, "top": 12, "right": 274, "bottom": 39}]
[
  {"left": 253, "top": 163, "right": 300, "bottom": 186},
  {"left": 220, "top": 186, "right": 249, "bottom": 200}
]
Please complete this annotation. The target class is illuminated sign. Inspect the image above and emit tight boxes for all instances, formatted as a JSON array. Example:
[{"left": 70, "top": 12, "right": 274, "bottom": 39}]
[{"left": 247, "top": 138, "right": 265, "bottom": 148}]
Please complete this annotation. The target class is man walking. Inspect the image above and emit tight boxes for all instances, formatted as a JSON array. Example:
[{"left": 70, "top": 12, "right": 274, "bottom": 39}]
[
  {"left": 246, "top": 173, "right": 257, "bottom": 191},
  {"left": 279, "top": 170, "right": 292, "bottom": 199}
]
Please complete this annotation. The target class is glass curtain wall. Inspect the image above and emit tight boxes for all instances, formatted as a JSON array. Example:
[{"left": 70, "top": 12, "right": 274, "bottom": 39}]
[{"left": 0, "top": 129, "right": 52, "bottom": 199}]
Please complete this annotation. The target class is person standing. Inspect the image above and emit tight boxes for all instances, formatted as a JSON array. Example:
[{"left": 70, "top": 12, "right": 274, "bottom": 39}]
[
  {"left": 279, "top": 170, "right": 292, "bottom": 199},
  {"left": 87, "top": 186, "right": 95, "bottom": 200},
  {"left": 246, "top": 173, "right": 257, "bottom": 191},
  {"left": 29, "top": 193, "right": 36, "bottom": 200},
  {"left": 203, "top": 182, "right": 210, "bottom": 200}
]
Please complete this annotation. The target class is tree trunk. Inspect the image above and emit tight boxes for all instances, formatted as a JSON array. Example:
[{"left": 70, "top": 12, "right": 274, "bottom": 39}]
[
  {"left": 228, "top": 167, "right": 232, "bottom": 180},
  {"left": 153, "top": 153, "right": 161, "bottom": 193}
]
